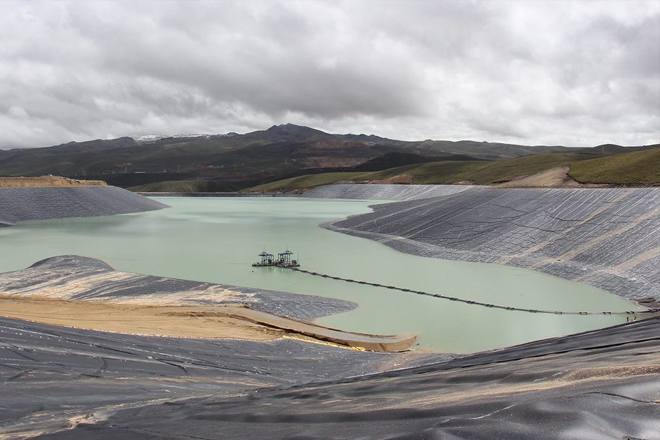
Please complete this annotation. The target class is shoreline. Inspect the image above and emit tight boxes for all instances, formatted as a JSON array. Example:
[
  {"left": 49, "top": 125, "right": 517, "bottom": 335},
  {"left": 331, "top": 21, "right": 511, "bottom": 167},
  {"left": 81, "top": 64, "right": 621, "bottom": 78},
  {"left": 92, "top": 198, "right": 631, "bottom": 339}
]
[
  {"left": 137, "top": 191, "right": 296, "bottom": 197},
  {"left": 0, "top": 294, "right": 415, "bottom": 352},
  {"left": 0, "top": 185, "right": 167, "bottom": 227},
  {"left": 325, "top": 185, "right": 660, "bottom": 304},
  {"left": 326, "top": 222, "right": 657, "bottom": 313}
]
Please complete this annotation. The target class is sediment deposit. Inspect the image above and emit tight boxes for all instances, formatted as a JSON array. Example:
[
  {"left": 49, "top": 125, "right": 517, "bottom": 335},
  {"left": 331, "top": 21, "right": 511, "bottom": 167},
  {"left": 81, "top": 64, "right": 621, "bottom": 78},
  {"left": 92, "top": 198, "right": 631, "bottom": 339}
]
[
  {"left": 0, "top": 176, "right": 106, "bottom": 188},
  {"left": 330, "top": 185, "right": 660, "bottom": 302},
  {"left": 0, "top": 186, "right": 167, "bottom": 226}
]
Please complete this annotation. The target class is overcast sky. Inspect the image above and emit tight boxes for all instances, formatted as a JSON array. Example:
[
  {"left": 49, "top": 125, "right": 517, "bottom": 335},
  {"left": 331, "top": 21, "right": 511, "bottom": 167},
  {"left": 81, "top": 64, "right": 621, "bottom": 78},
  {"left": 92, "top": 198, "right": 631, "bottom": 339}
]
[{"left": 1, "top": 0, "right": 658, "bottom": 149}]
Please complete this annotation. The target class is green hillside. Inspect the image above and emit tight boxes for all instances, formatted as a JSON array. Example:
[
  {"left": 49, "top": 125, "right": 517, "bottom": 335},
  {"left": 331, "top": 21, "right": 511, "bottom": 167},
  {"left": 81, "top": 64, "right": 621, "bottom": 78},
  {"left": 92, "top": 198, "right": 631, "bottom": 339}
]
[
  {"left": 129, "top": 180, "right": 235, "bottom": 193},
  {"left": 2, "top": 124, "right": 655, "bottom": 192},
  {"left": 248, "top": 172, "right": 369, "bottom": 192},
  {"left": 248, "top": 153, "right": 579, "bottom": 191},
  {"left": 248, "top": 147, "right": 660, "bottom": 192},
  {"left": 569, "top": 148, "right": 660, "bottom": 185},
  {"left": 0, "top": 124, "right": 577, "bottom": 191}
]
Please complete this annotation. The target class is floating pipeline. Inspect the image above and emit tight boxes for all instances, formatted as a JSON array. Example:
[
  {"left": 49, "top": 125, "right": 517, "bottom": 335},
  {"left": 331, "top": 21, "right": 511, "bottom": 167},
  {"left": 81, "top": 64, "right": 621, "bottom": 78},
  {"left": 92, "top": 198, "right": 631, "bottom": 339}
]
[{"left": 289, "top": 268, "right": 660, "bottom": 316}]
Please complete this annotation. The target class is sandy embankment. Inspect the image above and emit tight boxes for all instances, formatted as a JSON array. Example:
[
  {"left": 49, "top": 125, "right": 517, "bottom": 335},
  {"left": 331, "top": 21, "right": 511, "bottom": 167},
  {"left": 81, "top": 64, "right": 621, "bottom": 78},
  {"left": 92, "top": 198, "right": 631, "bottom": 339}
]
[
  {"left": 0, "top": 176, "right": 106, "bottom": 188},
  {"left": 0, "top": 295, "right": 278, "bottom": 341},
  {"left": 0, "top": 294, "right": 415, "bottom": 352}
]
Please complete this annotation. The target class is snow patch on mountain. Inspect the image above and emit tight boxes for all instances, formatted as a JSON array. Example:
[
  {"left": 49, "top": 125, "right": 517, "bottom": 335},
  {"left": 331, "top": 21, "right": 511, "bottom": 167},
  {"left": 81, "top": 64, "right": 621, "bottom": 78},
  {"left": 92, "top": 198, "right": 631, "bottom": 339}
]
[{"left": 133, "top": 133, "right": 237, "bottom": 142}]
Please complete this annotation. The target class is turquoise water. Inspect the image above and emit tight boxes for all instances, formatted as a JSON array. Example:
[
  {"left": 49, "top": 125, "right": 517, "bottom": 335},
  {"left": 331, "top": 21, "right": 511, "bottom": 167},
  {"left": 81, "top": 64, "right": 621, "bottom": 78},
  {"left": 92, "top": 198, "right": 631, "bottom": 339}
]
[{"left": 0, "top": 197, "right": 639, "bottom": 353}]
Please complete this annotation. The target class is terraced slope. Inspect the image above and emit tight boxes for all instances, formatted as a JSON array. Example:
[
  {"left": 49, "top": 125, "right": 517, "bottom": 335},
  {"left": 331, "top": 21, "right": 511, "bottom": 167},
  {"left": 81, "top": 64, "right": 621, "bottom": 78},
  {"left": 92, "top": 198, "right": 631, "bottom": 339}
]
[{"left": 331, "top": 187, "right": 660, "bottom": 302}]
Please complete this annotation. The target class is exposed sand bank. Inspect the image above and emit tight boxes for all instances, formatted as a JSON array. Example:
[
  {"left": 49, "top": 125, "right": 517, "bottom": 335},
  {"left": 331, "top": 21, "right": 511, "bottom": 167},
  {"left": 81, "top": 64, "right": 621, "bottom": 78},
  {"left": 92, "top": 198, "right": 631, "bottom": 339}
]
[
  {"left": 0, "top": 295, "right": 278, "bottom": 342},
  {"left": 0, "top": 295, "right": 414, "bottom": 352},
  {"left": 0, "top": 176, "right": 106, "bottom": 188},
  {"left": 0, "top": 257, "right": 418, "bottom": 352}
]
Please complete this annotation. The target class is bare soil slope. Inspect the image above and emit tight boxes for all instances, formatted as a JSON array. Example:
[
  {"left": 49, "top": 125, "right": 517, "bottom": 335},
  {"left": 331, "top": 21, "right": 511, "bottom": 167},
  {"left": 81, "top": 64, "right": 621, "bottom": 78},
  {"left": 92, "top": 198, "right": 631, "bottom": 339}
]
[{"left": 0, "top": 176, "right": 106, "bottom": 187}]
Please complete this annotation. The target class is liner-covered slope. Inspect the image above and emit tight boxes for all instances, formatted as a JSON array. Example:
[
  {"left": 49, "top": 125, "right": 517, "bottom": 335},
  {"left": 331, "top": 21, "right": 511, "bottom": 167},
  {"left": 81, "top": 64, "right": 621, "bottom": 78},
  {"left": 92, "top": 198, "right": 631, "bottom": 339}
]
[
  {"left": 0, "top": 186, "right": 167, "bottom": 226},
  {"left": 331, "top": 186, "right": 660, "bottom": 302},
  {"left": 0, "top": 255, "right": 355, "bottom": 320},
  {"left": 304, "top": 183, "right": 476, "bottom": 201},
  {"left": 24, "top": 316, "right": 660, "bottom": 440}
]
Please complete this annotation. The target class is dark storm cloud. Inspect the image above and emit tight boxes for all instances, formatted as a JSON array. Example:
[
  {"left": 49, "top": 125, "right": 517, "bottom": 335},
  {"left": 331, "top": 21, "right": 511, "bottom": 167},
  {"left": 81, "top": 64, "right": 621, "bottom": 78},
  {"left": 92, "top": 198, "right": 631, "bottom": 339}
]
[{"left": 0, "top": 0, "right": 658, "bottom": 148}]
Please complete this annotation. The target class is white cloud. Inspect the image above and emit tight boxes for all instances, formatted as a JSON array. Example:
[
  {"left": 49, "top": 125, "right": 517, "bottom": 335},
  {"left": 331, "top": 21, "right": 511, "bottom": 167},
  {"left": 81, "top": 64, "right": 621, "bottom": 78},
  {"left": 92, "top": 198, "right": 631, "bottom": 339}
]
[{"left": 0, "top": 0, "right": 658, "bottom": 149}]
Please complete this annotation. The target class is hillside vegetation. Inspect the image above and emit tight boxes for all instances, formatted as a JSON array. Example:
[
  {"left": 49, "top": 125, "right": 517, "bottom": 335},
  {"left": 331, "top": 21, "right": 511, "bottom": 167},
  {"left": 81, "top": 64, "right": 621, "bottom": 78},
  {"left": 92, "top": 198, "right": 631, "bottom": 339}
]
[
  {"left": 248, "top": 147, "right": 660, "bottom": 192},
  {"left": 130, "top": 180, "right": 237, "bottom": 193},
  {"left": 569, "top": 148, "right": 660, "bottom": 184},
  {"left": 0, "top": 124, "right": 573, "bottom": 190},
  {"left": 2, "top": 124, "right": 656, "bottom": 192}
]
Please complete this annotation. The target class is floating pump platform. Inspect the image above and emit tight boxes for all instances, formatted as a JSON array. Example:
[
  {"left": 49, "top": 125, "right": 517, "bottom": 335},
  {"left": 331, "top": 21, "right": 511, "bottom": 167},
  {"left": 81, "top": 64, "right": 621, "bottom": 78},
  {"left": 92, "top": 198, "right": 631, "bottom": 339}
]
[{"left": 252, "top": 250, "right": 300, "bottom": 268}]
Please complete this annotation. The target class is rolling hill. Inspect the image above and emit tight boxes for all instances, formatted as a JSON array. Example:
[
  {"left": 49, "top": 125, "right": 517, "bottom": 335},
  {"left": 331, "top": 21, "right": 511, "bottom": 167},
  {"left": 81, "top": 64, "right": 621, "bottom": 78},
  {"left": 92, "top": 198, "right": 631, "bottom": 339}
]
[
  {"left": 1, "top": 124, "right": 656, "bottom": 191},
  {"left": 248, "top": 146, "right": 660, "bottom": 192},
  {"left": 0, "top": 124, "right": 566, "bottom": 188},
  {"left": 569, "top": 148, "right": 660, "bottom": 184}
]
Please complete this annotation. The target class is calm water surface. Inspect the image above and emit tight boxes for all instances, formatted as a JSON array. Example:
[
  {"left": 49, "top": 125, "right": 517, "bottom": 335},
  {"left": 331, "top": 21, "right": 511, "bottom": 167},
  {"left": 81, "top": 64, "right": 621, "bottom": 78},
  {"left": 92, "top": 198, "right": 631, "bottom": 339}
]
[{"left": 0, "top": 197, "right": 640, "bottom": 353}]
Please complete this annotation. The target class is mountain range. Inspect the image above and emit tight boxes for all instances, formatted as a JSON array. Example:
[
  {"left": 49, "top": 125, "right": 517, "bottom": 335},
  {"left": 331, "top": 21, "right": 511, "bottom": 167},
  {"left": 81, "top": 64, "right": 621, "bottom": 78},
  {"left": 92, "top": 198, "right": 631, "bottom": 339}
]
[{"left": 0, "top": 124, "right": 657, "bottom": 191}]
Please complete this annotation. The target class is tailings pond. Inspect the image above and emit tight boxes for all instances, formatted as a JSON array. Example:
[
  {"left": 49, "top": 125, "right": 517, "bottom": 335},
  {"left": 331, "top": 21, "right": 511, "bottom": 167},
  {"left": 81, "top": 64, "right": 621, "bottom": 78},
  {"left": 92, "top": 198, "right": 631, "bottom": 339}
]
[{"left": 0, "top": 197, "right": 642, "bottom": 353}]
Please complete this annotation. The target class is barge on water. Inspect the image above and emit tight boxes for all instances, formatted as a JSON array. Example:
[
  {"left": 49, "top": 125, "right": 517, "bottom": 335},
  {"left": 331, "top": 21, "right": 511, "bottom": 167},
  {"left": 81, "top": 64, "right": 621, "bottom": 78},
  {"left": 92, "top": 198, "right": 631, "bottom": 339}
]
[{"left": 252, "top": 250, "right": 300, "bottom": 268}]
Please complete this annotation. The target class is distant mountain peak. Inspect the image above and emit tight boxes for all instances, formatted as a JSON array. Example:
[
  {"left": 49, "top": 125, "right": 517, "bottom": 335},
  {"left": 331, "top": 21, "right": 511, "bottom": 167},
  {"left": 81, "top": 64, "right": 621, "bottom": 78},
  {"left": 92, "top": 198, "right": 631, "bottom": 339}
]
[
  {"left": 258, "top": 123, "right": 331, "bottom": 142},
  {"left": 266, "top": 123, "right": 323, "bottom": 133},
  {"left": 134, "top": 134, "right": 211, "bottom": 142}
]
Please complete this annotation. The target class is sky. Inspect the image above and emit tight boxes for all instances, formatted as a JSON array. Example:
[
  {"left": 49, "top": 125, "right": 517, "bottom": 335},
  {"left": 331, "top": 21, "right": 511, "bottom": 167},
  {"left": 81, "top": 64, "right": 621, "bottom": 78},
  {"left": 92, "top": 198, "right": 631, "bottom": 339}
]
[{"left": 0, "top": 0, "right": 659, "bottom": 149}]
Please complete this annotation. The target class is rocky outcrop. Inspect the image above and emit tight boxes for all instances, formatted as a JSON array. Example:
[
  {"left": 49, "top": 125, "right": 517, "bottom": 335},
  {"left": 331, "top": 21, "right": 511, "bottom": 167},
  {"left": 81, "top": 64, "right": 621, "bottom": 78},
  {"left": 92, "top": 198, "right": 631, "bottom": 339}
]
[{"left": 0, "top": 186, "right": 168, "bottom": 226}]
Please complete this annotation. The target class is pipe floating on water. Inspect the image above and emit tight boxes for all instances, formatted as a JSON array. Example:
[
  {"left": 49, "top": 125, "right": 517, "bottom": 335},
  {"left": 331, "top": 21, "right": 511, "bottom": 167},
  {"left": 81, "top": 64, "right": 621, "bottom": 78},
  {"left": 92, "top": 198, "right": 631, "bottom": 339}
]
[{"left": 283, "top": 267, "right": 659, "bottom": 317}]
